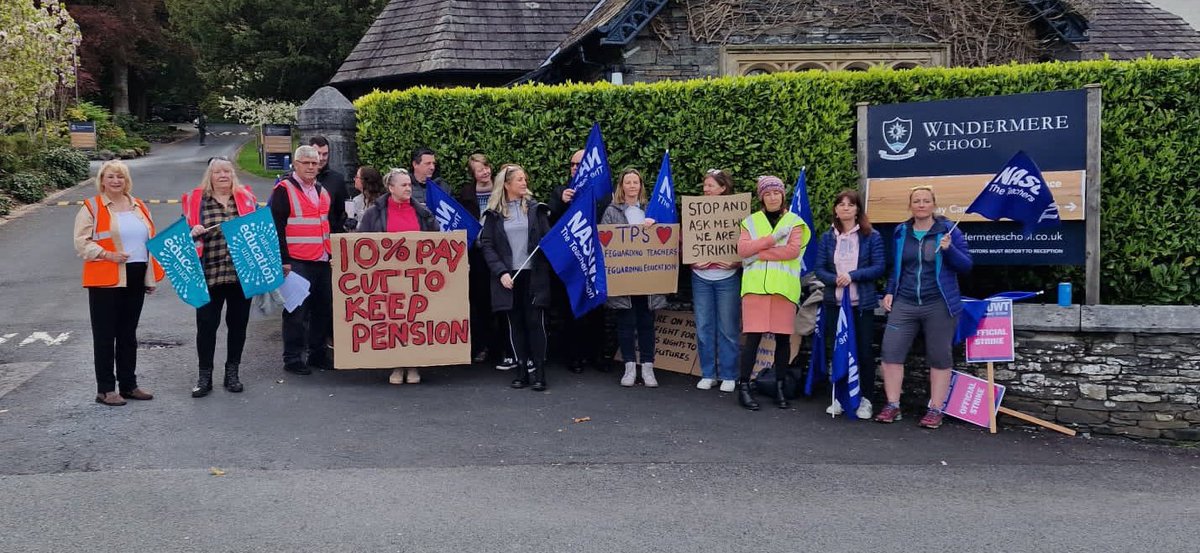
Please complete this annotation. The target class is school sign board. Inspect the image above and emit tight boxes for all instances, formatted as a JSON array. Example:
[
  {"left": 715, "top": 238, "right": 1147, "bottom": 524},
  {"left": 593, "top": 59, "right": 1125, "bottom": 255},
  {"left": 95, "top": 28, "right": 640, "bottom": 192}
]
[{"left": 864, "top": 90, "right": 1089, "bottom": 265}]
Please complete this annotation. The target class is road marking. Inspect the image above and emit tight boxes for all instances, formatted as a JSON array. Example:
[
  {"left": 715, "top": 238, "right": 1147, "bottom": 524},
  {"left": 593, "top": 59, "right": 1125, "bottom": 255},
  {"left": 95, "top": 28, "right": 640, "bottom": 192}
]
[
  {"left": 0, "top": 362, "right": 53, "bottom": 399},
  {"left": 0, "top": 333, "right": 16, "bottom": 344},
  {"left": 18, "top": 332, "right": 71, "bottom": 347}
]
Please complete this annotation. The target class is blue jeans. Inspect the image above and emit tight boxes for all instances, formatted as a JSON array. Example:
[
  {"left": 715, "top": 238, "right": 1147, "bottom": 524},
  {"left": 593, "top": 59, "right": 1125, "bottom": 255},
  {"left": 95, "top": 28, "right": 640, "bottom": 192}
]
[{"left": 691, "top": 271, "right": 741, "bottom": 380}]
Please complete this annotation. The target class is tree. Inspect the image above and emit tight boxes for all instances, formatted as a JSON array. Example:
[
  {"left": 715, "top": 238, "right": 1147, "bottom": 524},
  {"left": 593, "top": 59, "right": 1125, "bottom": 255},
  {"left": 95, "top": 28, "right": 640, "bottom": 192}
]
[
  {"left": 0, "top": 1, "right": 81, "bottom": 134},
  {"left": 67, "top": 0, "right": 177, "bottom": 115},
  {"left": 166, "top": 0, "right": 387, "bottom": 102}
]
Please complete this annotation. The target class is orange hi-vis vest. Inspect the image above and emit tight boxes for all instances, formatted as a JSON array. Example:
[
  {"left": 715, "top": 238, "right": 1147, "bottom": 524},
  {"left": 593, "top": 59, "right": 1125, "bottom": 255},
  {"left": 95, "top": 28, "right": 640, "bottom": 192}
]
[
  {"left": 276, "top": 177, "right": 331, "bottom": 261},
  {"left": 81, "top": 195, "right": 166, "bottom": 288}
]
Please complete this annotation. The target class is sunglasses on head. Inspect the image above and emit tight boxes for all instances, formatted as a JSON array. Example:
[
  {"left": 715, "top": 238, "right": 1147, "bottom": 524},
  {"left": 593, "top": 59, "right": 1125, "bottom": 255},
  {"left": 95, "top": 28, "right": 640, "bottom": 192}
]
[
  {"left": 910, "top": 185, "right": 934, "bottom": 191},
  {"left": 207, "top": 156, "right": 229, "bottom": 164}
]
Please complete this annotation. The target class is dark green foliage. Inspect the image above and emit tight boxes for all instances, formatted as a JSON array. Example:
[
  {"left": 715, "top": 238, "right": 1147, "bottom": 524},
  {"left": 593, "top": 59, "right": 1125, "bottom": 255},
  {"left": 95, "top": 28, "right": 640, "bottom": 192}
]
[
  {"left": 356, "top": 59, "right": 1200, "bottom": 305},
  {"left": 40, "top": 147, "right": 90, "bottom": 188},
  {"left": 1, "top": 171, "right": 50, "bottom": 203}
]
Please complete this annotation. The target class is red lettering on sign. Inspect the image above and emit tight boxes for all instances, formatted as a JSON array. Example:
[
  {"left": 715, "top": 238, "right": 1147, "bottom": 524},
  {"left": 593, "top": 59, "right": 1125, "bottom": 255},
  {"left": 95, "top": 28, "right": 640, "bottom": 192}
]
[
  {"left": 338, "top": 272, "right": 359, "bottom": 295},
  {"left": 351, "top": 324, "right": 369, "bottom": 352},
  {"left": 344, "top": 297, "right": 368, "bottom": 322},
  {"left": 354, "top": 238, "right": 379, "bottom": 269}
]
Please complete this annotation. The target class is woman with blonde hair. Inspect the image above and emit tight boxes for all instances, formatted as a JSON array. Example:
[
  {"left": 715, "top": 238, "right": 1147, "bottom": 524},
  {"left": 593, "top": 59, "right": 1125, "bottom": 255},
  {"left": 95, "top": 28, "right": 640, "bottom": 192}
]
[
  {"left": 181, "top": 156, "right": 259, "bottom": 397},
  {"left": 601, "top": 168, "right": 665, "bottom": 388},
  {"left": 477, "top": 164, "right": 553, "bottom": 391},
  {"left": 73, "top": 160, "right": 165, "bottom": 406}
]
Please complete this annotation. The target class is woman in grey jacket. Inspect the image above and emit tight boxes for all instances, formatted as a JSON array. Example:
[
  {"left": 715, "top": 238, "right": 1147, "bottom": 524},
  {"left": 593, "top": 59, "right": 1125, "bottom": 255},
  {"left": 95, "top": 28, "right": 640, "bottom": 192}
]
[{"left": 601, "top": 168, "right": 667, "bottom": 388}]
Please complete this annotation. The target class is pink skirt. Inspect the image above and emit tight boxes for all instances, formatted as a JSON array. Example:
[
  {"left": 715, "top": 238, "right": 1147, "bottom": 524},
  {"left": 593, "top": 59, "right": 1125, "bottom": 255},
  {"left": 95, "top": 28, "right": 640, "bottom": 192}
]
[{"left": 741, "top": 294, "right": 797, "bottom": 334}]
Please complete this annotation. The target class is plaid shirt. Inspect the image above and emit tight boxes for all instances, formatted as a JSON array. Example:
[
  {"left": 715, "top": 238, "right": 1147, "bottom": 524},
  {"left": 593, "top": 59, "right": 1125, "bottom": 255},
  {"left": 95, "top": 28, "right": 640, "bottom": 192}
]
[{"left": 200, "top": 194, "right": 239, "bottom": 286}]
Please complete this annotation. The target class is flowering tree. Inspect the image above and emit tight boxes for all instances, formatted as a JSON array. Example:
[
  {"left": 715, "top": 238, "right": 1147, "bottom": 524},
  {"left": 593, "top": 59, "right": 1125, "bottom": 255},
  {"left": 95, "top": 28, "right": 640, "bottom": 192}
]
[
  {"left": 218, "top": 96, "right": 299, "bottom": 129},
  {"left": 0, "top": 1, "right": 81, "bottom": 134}
]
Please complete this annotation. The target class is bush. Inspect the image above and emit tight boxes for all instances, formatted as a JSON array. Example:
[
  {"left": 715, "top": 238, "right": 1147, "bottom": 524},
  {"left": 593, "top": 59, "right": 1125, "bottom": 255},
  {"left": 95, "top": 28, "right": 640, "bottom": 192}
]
[
  {"left": 40, "top": 147, "right": 89, "bottom": 188},
  {"left": 356, "top": 59, "right": 1200, "bottom": 305},
  {"left": 1, "top": 171, "right": 49, "bottom": 203},
  {"left": 0, "top": 194, "right": 12, "bottom": 217}
]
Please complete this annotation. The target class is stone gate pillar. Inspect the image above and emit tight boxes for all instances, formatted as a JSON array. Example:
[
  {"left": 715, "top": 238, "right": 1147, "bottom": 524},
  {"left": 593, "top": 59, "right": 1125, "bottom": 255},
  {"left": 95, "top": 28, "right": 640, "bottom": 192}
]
[{"left": 297, "top": 86, "right": 357, "bottom": 179}]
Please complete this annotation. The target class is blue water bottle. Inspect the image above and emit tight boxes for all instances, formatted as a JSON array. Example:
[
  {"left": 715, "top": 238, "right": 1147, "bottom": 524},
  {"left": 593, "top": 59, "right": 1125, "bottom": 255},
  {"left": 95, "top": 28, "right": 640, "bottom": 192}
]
[{"left": 1057, "top": 282, "right": 1072, "bottom": 307}]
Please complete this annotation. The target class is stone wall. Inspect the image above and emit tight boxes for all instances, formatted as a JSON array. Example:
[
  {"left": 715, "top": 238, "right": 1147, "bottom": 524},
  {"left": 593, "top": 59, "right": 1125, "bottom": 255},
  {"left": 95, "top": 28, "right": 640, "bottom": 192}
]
[{"left": 897, "top": 305, "right": 1200, "bottom": 441}]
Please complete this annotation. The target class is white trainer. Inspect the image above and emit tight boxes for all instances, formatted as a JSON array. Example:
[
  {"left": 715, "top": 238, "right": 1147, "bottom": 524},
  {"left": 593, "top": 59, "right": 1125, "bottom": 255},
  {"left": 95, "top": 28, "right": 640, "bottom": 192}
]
[
  {"left": 718, "top": 380, "right": 736, "bottom": 393},
  {"left": 856, "top": 398, "right": 873, "bottom": 419},
  {"left": 826, "top": 400, "right": 844, "bottom": 416},
  {"left": 388, "top": 369, "right": 405, "bottom": 385},
  {"left": 641, "top": 363, "right": 658, "bottom": 388},
  {"left": 696, "top": 378, "right": 715, "bottom": 390},
  {"left": 620, "top": 362, "right": 637, "bottom": 387}
]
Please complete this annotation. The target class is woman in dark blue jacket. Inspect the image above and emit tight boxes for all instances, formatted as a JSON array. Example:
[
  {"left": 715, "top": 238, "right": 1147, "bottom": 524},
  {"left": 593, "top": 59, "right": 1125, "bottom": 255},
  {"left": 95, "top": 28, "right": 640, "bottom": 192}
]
[
  {"left": 814, "top": 190, "right": 885, "bottom": 419},
  {"left": 876, "top": 185, "right": 972, "bottom": 429}
]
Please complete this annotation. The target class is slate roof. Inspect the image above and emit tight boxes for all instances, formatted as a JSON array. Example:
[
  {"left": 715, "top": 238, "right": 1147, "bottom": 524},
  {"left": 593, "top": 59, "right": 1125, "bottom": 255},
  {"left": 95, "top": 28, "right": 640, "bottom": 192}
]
[
  {"left": 331, "top": 0, "right": 597, "bottom": 85},
  {"left": 1078, "top": 0, "right": 1200, "bottom": 59}
]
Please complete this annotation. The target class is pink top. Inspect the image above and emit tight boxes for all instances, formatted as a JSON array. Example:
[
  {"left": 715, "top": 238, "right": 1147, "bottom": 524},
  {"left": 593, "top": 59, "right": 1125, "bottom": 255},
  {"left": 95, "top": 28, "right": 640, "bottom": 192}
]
[
  {"left": 737, "top": 223, "right": 806, "bottom": 334},
  {"left": 386, "top": 198, "right": 419, "bottom": 232}
]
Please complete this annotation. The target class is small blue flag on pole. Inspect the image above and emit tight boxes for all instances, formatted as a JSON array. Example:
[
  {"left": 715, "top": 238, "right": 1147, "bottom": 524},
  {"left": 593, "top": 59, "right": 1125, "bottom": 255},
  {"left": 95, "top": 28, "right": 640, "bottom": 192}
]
[
  {"left": 221, "top": 207, "right": 285, "bottom": 298},
  {"left": 831, "top": 292, "right": 862, "bottom": 419},
  {"left": 644, "top": 151, "right": 678, "bottom": 224},
  {"left": 966, "top": 150, "right": 1061, "bottom": 235},
  {"left": 787, "top": 167, "right": 818, "bottom": 275},
  {"left": 804, "top": 303, "right": 825, "bottom": 396},
  {"left": 955, "top": 290, "right": 1040, "bottom": 344},
  {"left": 425, "top": 178, "right": 482, "bottom": 248},
  {"left": 146, "top": 216, "right": 210, "bottom": 308},
  {"left": 568, "top": 123, "right": 614, "bottom": 196}
]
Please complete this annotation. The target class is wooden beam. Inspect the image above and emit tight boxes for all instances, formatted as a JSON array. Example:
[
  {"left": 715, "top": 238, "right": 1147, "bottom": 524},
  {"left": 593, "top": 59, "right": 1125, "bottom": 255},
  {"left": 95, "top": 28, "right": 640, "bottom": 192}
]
[{"left": 998, "top": 406, "right": 1077, "bottom": 436}]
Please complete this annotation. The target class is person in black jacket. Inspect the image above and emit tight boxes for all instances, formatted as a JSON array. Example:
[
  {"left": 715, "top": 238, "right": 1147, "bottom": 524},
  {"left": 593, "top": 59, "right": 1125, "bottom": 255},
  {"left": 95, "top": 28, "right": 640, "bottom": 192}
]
[
  {"left": 409, "top": 146, "right": 450, "bottom": 207},
  {"left": 478, "top": 164, "right": 553, "bottom": 391},
  {"left": 460, "top": 154, "right": 516, "bottom": 369},
  {"left": 548, "top": 149, "right": 611, "bottom": 373},
  {"left": 310, "top": 135, "right": 349, "bottom": 234}
]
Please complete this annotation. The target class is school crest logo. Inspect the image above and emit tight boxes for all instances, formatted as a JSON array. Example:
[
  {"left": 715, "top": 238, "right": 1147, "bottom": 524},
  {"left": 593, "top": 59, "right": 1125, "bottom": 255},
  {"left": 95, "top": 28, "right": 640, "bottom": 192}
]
[{"left": 879, "top": 117, "right": 916, "bottom": 161}]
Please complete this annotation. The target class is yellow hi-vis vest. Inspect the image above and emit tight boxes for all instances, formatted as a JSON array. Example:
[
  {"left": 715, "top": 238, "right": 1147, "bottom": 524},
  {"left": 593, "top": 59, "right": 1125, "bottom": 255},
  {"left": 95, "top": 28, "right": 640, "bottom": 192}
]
[{"left": 740, "top": 210, "right": 807, "bottom": 304}]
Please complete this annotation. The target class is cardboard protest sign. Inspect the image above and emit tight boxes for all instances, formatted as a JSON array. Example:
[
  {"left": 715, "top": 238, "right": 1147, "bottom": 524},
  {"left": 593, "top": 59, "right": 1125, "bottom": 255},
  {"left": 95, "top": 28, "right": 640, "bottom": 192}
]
[
  {"left": 614, "top": 310, "right": 699, "bottom": 375},
  {"left": 750, "top": 332, "right": 802, "bottom": 378},
  {"left": 941, "top": 370, "right": 1006, "bottom": 428},
  {"left": 965, "top": 299, "right": 1015, "bottom": 363},
  {"left": 599, "top": 223, "right": 680, "bottom": 296},
  {"left": 332, "top": 231, "right": 470, "bottom": 369},
  {"left": 681, "top": 193, "right": 752, "bottom": 264}
]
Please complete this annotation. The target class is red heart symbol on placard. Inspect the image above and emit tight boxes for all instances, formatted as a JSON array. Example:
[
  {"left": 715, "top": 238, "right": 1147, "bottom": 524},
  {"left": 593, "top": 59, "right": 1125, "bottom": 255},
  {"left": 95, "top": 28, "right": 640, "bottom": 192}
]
[
  {"left": 599, "top": 230, "right": 614, "bottom": 247},
  {"left": 655, "top": 226, "right": 672, "bottom": 244}
]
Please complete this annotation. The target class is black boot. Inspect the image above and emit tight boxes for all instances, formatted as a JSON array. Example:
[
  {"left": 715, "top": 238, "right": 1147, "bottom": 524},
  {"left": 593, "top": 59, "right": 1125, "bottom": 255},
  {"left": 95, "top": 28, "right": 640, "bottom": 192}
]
[
  {"left": 773, "top": 378, "right": 789, "bottom": 409},
  {"left": 510, "top": 360, "right": 530, "bottom": 389},
  {"left": 192, "top": 368, "right": 213, "bottom": 398},
  {"left": 531, "top": 361, "right": 547, "bottom": 392},
  {"left": 223, "top": 363, "right": 243, "bottom": 393},
  {"left": 736, "top": 379, "right": 759, "bottom": 411}
]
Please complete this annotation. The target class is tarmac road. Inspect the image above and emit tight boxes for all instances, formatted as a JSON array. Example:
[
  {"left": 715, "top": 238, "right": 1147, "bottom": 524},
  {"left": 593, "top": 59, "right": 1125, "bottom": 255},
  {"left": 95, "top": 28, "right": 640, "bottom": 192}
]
[{"left": 1, "top": 128, "right": 1197, "bottom": 552}]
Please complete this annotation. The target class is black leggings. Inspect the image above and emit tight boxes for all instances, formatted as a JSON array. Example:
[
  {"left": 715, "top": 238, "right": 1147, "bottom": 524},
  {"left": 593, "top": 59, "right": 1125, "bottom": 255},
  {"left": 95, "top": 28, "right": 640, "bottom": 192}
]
[
  {"left": 505, "top": 275, "right": 547, "bottom": 367},
  {"left": 88, "top": 263, "right": 147, "bottom": 394},
  {"left": 196, "top": 282, "right": 253, "bottom": 370},
  {"left": 739, "top": 332, "right": 790, "bottom": 381}
]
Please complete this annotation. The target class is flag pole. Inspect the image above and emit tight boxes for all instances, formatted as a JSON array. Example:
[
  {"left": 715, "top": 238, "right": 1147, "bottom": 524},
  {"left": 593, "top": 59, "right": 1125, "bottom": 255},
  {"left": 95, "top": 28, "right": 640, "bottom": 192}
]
[
  {"left": 830, "top": 375, "right": 836, "bottom": 419},
  {"left": 510, "top": 245, "right": 542, "bottom": 280},
  {"left": 986, "top": 361, "right": 998, "bottom": 434}
]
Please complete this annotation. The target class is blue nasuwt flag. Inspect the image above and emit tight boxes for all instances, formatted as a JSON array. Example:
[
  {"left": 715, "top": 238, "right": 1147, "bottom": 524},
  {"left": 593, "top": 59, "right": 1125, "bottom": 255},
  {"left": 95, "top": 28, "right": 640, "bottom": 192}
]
[
  {"left": 146, "top": 216, "right": 211, "bottom": 308},
  {"left": 644, "top": 151, "right": 678, "bottom": 224},
  {"left": 966, "top": 150, "right": 1061, "bottom": 235},
  {"left": 540, "top": 181, "right": 608, "bottom": 318},
  {"left": 221, "top": 207, "right": 285, "bottom": 298},
  {"left": 955, "top": 291, "right": 1040, "bottom": 344},
  {"left": 804, "top": 303, "right": 825, "bottom": 396},
  {"left": 831, "top": 292, "right": 862, "bottom": 419},
  {"left": 425, "top": 178, "right": 482, "bottom": 248},
  {"left": 568, "top": 123, "right": 614, "bottom": 197},
  {"left": 787, "top": 167, "right": 817, "bottom": 275}
]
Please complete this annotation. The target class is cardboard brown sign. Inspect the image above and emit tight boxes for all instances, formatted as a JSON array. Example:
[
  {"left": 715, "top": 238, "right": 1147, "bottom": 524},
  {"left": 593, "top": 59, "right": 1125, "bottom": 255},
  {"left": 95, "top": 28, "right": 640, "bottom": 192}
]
[
  {"left": 681, "top": 193, "right": 752, "bottom": 264},
  {"left": 599, "top": 223, "right": 680, "bottom": 296},
  {"left": 614, "top": 310, "right": 699, "bottom": 375},
  {"left": 866, "top": 170, "right": 1086, "bottom": 223},
  {"left": 750, "top": 333, "right": 802, "bottom": 378},
  {"left": 331, "top": 231, "right": 471, "bottom": 369}
]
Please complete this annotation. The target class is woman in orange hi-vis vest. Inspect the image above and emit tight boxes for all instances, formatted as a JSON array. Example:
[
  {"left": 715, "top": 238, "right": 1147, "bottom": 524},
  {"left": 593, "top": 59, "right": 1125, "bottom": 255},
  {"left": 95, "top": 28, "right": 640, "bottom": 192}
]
[{"left": 73, "top": 160, "right": 165, "bottom": 406}]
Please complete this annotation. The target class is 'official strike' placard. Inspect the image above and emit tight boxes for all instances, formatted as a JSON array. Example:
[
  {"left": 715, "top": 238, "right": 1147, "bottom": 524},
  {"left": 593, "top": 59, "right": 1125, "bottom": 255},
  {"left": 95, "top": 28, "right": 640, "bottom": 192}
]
[
  {"left": 682, "top": 193, "right": 752, "bottom": 265},
  {"left": 332, "top": 231, "right": 470, "bottom": 369}
]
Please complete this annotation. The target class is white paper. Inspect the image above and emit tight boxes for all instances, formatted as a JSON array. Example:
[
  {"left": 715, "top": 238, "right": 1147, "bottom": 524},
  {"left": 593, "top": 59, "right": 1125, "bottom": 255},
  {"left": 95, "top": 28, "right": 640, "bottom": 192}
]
[
  {"left": 345, "top": 200, "right": 358, "bottom": 219},
  {"left": 278, "top": 272, "right": 311, "bottom": 313}
]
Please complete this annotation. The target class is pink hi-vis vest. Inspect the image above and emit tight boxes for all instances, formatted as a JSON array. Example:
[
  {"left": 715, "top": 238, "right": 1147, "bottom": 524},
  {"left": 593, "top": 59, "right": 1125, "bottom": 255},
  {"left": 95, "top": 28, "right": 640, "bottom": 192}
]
[
  {"left": 181, "top": 186, "right": 259, "bottom": 257},
  {"left": 275, "top": 177, "right": 331, "bottom": 261}
]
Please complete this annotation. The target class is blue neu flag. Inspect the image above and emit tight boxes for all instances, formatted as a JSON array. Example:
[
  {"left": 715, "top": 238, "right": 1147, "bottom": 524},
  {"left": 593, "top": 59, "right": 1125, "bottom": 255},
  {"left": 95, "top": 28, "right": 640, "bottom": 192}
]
[
  {"left": 146, "top": 216, "right": 210, "bottom": 308},
  {"left": 221, "top": 207, "right": 285, "bottom": 298},
  {"left": 966, "top": 150, "right": 1061, "bottom": 235},
  {"left": 804, "top": 303, "right": 825, "bottom": 396},
  {"left": 787, "top": 167, "right": 818, "bottom": 275},
  {"left": 425, "top": 178, "right": 482, "bottom": 248},
  {"left": 955, "top": 290, "right": 1040, "bottom": 344},
  {"left": 568, "top": 122, "right": 614, "bottom": 194},
  {"left": 831, "top": 292, "right": 862, "bottom": 419},
  {"left": 540, "top": 181, "right": 608, "bottom": 318},
  {"left": 644, "top": 151, "right": 678, "bottom": 224}
]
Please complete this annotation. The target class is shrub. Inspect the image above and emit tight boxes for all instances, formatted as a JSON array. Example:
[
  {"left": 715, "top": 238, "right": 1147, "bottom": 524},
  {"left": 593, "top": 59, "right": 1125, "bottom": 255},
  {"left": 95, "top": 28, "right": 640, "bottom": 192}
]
[
  {"left": 356, "top": 59, "right": 1200, "bottom": 305},
  {"left": 0, "top": 194, "right": 12, "bottom": 217},
  {"left": 1, "top": 171, "right": 49, "bottom": 203},
  {"left": 40, "top": 147, "right": 89, "bottom": 188}
]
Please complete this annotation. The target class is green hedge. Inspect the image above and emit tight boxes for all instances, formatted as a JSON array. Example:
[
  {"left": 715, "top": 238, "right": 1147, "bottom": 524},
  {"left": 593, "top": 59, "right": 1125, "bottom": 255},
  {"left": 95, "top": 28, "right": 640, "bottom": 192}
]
[{"left": 355, "top": 59, "right": 1200, "bottom": 305}]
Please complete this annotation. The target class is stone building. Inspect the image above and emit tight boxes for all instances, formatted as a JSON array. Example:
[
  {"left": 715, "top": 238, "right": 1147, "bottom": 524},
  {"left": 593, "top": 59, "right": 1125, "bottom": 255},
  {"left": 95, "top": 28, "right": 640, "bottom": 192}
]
[{"left": 331, "top": 0, "right": 1200, "bottom": 96}]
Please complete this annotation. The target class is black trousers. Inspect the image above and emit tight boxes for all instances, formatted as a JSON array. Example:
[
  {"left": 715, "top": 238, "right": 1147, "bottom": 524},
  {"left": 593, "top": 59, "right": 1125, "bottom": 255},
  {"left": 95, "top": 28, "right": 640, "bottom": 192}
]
[
  {"left": 282, "top": 260, "right": 332, "bottom": 366},
  {"left": 739, "top": 332, "right": 791, "bottom": 381},
  {"left": 88, "top": 263, "right": 147, "bottom": 394},
  {"left": 468, "top": 253, "right": 510, "bottom": 360},
  {"left": 505, "top": 275, "right": 547, "bottom": 367},
  {"left": 196, "top": 282, "right": 252, "bottom": 370}
]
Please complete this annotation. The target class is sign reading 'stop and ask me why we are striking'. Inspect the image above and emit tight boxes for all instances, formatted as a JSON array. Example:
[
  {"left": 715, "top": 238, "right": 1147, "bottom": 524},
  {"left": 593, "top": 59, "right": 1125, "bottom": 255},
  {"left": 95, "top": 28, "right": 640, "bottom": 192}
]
[{"left": 866, "top": 89, "right": 1088, "bottom": 265}]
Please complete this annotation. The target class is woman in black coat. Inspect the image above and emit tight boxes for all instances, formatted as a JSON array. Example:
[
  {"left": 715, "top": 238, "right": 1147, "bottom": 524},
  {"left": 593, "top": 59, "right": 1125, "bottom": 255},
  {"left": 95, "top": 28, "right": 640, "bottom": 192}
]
[{"left": 477, "top": 164, "right": 553, "bottom": 391}]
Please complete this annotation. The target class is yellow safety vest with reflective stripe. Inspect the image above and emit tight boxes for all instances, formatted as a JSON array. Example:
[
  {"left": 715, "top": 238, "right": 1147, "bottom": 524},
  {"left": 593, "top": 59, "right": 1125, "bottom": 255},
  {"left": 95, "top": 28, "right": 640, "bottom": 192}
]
[{"left": 740, "top": 211, "right": 807, "bottom": 304}]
